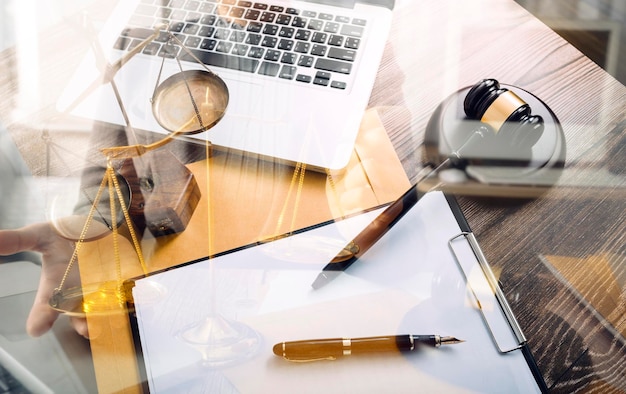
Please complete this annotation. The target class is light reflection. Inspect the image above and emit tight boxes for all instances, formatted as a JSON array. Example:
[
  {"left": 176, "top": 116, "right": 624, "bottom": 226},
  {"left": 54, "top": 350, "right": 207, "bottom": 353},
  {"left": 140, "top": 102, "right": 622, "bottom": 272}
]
[{"left": 12, "top": 0, "right": 41, "bottom": 120}]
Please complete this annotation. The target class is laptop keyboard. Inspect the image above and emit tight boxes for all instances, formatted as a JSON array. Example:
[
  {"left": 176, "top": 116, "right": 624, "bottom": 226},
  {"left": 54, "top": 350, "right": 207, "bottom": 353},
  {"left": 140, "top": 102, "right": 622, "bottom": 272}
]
[
  {"left": 115, "top": 0, "right": 370, "bottom": 90},
  {"left": 0, "top": 362, "right": 29, "bottom": 394}
]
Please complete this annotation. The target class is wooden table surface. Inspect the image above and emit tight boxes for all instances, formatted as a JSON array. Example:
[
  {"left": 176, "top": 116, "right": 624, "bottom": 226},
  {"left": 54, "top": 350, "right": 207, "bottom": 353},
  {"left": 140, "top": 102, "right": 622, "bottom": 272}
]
[
  {"left": 2, "top": 0, "right": 625, "bottom": 392},
  {"left": 379, "top": 1, "right": 626, "bottom": 393}
]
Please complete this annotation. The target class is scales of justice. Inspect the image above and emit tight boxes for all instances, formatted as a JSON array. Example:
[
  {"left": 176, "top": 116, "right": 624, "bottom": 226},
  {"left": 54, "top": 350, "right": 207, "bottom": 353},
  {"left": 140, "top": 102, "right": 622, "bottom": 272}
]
[{"left": 48, "top": 23, "right": 261, "bottom": 367}]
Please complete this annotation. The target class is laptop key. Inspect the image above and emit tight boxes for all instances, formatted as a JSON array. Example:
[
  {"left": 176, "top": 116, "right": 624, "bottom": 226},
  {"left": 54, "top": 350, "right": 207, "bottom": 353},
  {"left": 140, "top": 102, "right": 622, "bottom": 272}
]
[
  {"left": 143, "top": 42, "right": 161, "bottom": 55},
  {"left": 280, "top": 52, "right": 297, "bottom": 64},
  {"left": 246, "top": 33, "right": 262, "bottom": 45},
  {"left": 296, "top": 74, "right": 312, "bottom": 83},
  {"left": 294, "top": 42, "right": 310, "bottom": 53},
  {"left": 200, "top": 14, "right": 217, "bottom": 25},
  {"left": 229, "top": 7, "right": 245, "bottom": 18},
  {"left": 261, "top": 36, "right": 278, "bottom": 48},
  {"left": 328, "top": 47, "right": 356, "bottom": 62},
  {"left": 313, "top": 77, "right": 329, "bottom": 86},
  {"left": 314, "top": 58, "right": 352, "bottom": 74},
  {"left": 264, "top": 49, "right": 280, "bottom": 61},
  {"left": 232, "top": 43, "right": 250, "bottom": 55},
  {"left": 121, "top": 27, "right": 156, "bottom": 40},
  {"left": 159, "top": 44, "right": 180, "bottom": 58},
  {"left": 260, "top": 11, "right": 276, "bottom": 23},
  {"left": 245, "top": 9, "right": 261, "bottom": 20},
  {"left": 169, "top": 22, "right": 186, "bottom": 32},
  {"left": 258, "top": 61, "right": 280, "bottom": 76},
  {"left": 180, "top": 49, "right": 259, "bottom": 73},
  {"left": 216, "top": 42, "right": 233, "bottom": 54},
  {"left": 199, "top": 3, "right": 216, "bottom": 13},
  {"left": 248, "top": 46, "right": 264, "bottom": 58},
  {"left": 291, "top": 16, "right": 307, "bottom": 28},
  {"left": 311, "top": 44, "right": 327, "bottom": 57},
  {"left": 279, "top": 65, "right": 297, "bottom": 79},
  {"left": 247, "top": 22, "right": 263, "bottom": 33},
  {"left": 114, "top": 36, "right": 132, "bottom": 51},
  {"left": 315, "top": 71, "right": 331, "bottom": 80},
  {"left": 200, "top": 39, "right": 217, "bottom": 50},
  {"left": 278, "top": 39, "right": 294, "bottom": 51},
  {"left": 328, "top": 34, "right": 343, "bottom": 46},
  {"left": 340, "top": 24, "right": 363, "bottom": 38},
  {"left": 276, "top": 14, "right": 291, "bottom": 25},
  {"left": 198, "top": 26, "right": 215, "bottom": 37},
  {"left": 311, "top": 32, "right": 327, "bottom": 43},
  {"left": 323, "top": 22, "right": 340, "bottom": 34},
  {"left": 345, "top": 37, "right": 360, "bottom": 49}
]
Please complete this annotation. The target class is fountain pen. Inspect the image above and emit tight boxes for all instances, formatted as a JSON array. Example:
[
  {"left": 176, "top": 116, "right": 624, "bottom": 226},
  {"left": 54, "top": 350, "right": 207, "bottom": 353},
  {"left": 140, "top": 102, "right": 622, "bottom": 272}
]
[{"left": 273, "top": 334, "right": 464, "bottom": 361}]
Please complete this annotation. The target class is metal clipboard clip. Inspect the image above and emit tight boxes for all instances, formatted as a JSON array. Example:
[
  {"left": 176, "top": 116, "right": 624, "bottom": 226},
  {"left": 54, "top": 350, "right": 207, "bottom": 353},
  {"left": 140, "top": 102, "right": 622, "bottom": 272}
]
[{"left": 448, "top": 232, "right": 527, "bottom": 354}]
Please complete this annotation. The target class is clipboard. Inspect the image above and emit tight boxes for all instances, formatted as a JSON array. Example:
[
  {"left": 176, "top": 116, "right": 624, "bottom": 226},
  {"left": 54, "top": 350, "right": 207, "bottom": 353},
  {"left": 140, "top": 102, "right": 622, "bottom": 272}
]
[{"left": 125, "top": 191, "right": 548, "bottom": 393}]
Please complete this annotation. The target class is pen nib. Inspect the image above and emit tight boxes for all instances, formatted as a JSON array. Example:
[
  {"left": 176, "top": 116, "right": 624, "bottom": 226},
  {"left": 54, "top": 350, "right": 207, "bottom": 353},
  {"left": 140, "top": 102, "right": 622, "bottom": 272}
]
[
  {"left": 311, "top": 271, "right": 341, "bottom": 290},
  {"left": 440, "top": 336, "right": 465, "bottom": 345}
]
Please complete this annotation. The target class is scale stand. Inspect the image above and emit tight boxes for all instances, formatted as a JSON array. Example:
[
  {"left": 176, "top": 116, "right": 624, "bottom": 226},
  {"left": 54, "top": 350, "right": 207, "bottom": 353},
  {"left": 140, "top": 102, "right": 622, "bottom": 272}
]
[{"left": 49, "top": 22, "right": 261, "bottom": 366}]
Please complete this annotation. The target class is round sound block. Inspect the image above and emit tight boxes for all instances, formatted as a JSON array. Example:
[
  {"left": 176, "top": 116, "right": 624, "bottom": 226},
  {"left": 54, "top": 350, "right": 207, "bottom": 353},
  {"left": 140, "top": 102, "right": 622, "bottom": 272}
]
[{"left": 424, "top": 84, "right": 566, "bottom": 191}]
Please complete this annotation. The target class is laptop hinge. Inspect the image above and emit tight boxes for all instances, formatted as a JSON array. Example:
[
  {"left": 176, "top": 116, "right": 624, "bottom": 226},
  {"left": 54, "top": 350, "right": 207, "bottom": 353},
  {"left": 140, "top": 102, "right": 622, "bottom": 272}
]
[
  {"left": 305, "top": 0, "right": 395, "bottom": 11},
  {"left": 357, "top": 0, "right": 394, "bottom": 11}
]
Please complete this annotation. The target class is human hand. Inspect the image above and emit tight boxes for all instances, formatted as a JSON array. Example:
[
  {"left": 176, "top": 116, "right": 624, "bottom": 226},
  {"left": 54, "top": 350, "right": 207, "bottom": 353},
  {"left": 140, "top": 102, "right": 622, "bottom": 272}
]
[{"left": 0, "top": 223, "right": 89, "bottom": 338}]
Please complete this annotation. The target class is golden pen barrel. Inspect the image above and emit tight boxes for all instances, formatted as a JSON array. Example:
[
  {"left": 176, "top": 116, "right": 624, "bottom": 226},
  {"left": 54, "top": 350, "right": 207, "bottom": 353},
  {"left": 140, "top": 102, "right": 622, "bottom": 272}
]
[
  {"left": 273, "top": 338, "right": 347, "bottom": 361},
  {"left": 273, "top": 335, "right": 413, "bottom": 361}
]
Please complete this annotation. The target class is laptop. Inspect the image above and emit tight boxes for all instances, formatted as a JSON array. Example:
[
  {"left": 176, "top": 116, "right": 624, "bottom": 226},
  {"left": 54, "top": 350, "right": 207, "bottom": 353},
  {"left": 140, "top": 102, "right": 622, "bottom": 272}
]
[
  {"left": 57, "top": 0, "right": 395, "bottom": 171},
  {"left": 0, "top": 262, "right": 95, "bottom": 394}
]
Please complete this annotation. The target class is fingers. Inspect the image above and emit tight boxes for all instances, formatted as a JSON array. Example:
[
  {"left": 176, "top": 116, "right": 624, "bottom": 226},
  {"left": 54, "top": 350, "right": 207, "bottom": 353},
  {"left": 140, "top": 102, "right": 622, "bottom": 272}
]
[
  {"left": 26, "top": 296, "right": 60, "bottom": 337},
  {"left": 1, "top": 222, "right": 88, "bottom": 338},
  {"left": 27, "top": 258, "right": 69, "bottom": 337},
  {"left": 15, "top": 223, "right": 77, "bottom": 337},
  {"left": 27, "top": 301, "right": 90, "bottom": 339},
  {"left": 70, "top": 317, "right": 90, "bottom": 339},
  {"left": 0, "top": 223, "right": 50, "bottom": 256},
  {"left": 27, "top": 270, "right": 89, "bottom": 338}
]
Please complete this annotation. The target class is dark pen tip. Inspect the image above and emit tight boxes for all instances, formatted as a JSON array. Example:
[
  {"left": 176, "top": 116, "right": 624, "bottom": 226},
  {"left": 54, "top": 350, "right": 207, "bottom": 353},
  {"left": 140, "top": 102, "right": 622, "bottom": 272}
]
[{"left": 311, "top": 271, "right": 341, "bottom": 290}]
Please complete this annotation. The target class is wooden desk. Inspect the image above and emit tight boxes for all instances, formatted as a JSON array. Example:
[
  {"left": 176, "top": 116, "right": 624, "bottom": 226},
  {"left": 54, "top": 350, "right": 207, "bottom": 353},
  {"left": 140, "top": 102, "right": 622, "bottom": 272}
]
[
  {"left": 380, "top": 2, "right": 626, "bottom": 393},
  {"left": 382, "top": 2, "right": 626, "bottom": 393},
  {"left": 1, "top": 0, "right": 625, "bottom": 392}
]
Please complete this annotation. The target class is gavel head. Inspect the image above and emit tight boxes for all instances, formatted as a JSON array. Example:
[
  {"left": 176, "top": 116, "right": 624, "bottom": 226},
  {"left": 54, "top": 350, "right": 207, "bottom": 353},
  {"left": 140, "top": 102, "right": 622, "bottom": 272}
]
[{"left": 463, "top": 79, "right": 544, "bottom": 151}]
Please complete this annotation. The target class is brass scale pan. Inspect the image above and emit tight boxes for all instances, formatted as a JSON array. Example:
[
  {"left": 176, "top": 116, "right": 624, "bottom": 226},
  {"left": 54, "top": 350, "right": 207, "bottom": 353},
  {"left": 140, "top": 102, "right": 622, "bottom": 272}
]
[{"left": 51, "top": 68, "right": 229, "bottom": 316}]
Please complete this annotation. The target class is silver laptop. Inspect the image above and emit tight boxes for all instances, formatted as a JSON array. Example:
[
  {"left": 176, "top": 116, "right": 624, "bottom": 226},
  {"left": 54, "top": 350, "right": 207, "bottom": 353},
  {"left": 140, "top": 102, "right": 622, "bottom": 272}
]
[{"left": 57, "top": 0, "right": 395, "bottom": 171}]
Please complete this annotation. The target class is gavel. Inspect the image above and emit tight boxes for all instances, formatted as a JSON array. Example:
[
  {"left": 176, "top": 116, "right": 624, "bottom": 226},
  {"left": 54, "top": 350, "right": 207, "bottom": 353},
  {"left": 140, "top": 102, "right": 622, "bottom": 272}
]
[{"left": 463, "top": 78, "right": 544, "bottom": 151}]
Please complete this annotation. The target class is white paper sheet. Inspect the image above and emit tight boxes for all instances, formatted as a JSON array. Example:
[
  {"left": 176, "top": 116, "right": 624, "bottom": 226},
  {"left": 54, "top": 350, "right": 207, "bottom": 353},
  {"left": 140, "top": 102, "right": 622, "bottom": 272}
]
[{"left": 131, "top": 191, "right": 541, "bottom": 393}]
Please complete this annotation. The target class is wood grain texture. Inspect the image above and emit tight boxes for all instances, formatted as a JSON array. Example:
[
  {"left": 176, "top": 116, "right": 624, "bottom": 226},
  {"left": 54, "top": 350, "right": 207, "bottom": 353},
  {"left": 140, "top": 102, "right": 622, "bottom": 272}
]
[{"left": 371, "top": 0, "right": 626, "bottom": 392}]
